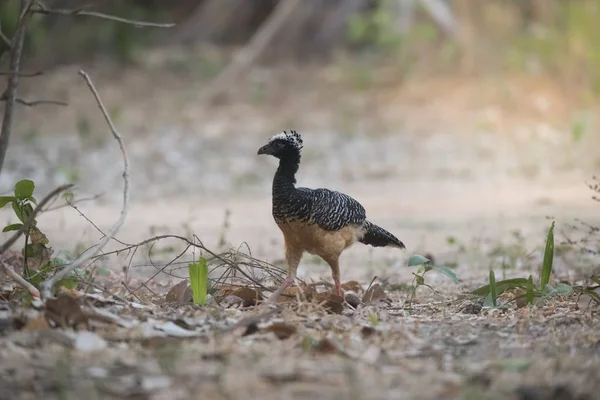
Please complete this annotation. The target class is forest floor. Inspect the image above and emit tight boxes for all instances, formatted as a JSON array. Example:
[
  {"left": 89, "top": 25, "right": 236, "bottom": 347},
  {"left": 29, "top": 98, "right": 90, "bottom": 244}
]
[{"left": 1, "top": 48, "right": 599, "bottom": 399}]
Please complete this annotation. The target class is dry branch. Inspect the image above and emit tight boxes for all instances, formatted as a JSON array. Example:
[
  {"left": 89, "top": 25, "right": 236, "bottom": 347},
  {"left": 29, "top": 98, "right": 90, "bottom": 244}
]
[
  {"left": 0, "top": 70, "right": 43, "bottom": 77},
  {"left": 0, "top": 260, "right": 40, "bottom": 298},
  {"left": 202, "top": 0, "right": 301, "bottom": 102},
  {"left": 40, "top": 70, "right": 130, "bottom": 299},
  {"left": 0, "top": 90, "right": 68, "bottom": 107},
  {"left": 0, "top": 0, "right": 36, "bottom": 176},
  {"left": 32, "top": 3, "right": 175, "bottom": 28}
]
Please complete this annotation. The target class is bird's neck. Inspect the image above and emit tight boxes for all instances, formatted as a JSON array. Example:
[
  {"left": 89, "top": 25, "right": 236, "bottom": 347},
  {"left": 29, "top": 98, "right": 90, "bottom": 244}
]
[{"left": 273, "top": 151, "right": 300, "bottom": 196}]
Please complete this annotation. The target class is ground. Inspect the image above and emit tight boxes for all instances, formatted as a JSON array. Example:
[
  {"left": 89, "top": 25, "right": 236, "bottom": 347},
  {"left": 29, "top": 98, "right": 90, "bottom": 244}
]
[{"left": 0, "top": 48, "right": 599, "bottom": 399}]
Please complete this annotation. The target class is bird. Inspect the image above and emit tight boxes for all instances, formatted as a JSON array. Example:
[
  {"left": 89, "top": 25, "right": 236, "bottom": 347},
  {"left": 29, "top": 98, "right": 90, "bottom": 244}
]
[{"left": 257, "top": 130, "right": 405, "bottom": 301}]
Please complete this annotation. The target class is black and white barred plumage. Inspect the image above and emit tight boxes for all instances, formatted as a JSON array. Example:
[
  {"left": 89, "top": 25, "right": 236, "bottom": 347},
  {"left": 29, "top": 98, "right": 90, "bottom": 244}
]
[{"left": 258, "top": 130, "right": 405, "bottom": 249}]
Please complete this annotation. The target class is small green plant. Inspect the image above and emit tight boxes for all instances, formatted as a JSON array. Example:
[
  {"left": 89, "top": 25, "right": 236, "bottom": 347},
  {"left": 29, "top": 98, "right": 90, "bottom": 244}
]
[
  {"left": 0, "top": 179, "right": 80, "bottom": 296},
  {"left": 406, "top": 254, "right": 459, "bottom": 306},
  {"left": 1, "top": 179, "right": 39, "bottom": 279},
  {"left": 188, "top": 257, "right": 209, "bottom": 305},
  {"left": 474, "top": 220, "right": 573, "bottom": 308}
]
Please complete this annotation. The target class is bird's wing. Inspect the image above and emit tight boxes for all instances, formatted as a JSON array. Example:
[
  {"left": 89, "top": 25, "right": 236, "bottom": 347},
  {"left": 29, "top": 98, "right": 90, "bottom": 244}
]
[{"left": 296, "top": 187, "right": 366, "bottom": 231}]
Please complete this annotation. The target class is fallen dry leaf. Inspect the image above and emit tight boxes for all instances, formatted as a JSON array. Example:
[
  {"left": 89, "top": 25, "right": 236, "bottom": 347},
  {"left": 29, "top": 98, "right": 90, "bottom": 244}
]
[
  {"left": 362, "top": 283, "right": 386, "bottom": 304},
  {"left": 313, "top": 337, "right": 337, "bottom": 354},
  {"left": 45, "top": 293, "right": 89, "bottom": 329},
  {"left": 577, "top": 286, "right": 600, "bottom": 310},
  {"left": 341, "top": 280, "right": 363, "bottom": 293},
  {"left": 231, "top": 287, "right": 263, "bottom": 307},
  {"left": 220, "top": 295, "right": 245, "bottom": 308},
  {"left": 165, "top": 279, "right": 192, "bottom": 303},
  {"left": 23, "top": 314, "right": 50, "bottom": 331},
  {"left": 263, "top": 322, "right": 297, "bottom": 340},
  {"left": 277, "top": 284, "right": 316, "bottom": 302},
  {"left": 314, "top": 293, "right": 344, "bottom": 314}
]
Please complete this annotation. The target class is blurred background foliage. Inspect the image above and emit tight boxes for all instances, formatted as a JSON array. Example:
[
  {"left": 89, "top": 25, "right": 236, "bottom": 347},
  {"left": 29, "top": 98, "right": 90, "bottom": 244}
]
[{"left": 1, "top": 0, "right": 600, "bottom": 95}]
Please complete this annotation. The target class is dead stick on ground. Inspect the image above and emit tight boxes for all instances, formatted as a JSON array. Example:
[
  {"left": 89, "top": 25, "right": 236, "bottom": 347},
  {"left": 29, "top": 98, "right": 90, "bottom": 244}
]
[
  {"left": 0, "top": 260, "right": 40, "bottom": 298},
  {"left": 202, "top": 0, "right": 301, "bottom": 102},
  {"left": 40, "top": 70, "right": 130, "bottom": 299}
]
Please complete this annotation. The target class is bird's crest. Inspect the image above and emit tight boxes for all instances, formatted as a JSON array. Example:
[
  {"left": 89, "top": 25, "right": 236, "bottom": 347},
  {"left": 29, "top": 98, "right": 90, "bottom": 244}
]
[{"left": 269, "top": 130, "right": 303, "bottom": 150}]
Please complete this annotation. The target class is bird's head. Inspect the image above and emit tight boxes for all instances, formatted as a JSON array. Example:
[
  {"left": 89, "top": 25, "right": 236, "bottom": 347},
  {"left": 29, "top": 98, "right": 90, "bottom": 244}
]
[{"left": 257, "top": 130, "right": 303, "bottom": 159}]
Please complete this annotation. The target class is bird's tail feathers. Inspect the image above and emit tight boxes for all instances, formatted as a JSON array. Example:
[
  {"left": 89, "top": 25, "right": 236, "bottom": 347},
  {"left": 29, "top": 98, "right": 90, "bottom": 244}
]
[{"left": 359, "top": 220, "right": 405, "bottom": 249}]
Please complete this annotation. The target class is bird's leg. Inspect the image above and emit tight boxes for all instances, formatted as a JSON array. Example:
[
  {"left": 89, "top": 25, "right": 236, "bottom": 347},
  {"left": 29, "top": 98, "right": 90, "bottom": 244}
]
[
  {"left": 324, "top": 256, "right": 342, "bottom": 297},
  {"left": 268, "top": 243, "right": 303, "bottom": 303},
  {"left": 334, "top": 279, "right": 342, "bottom": 297}
]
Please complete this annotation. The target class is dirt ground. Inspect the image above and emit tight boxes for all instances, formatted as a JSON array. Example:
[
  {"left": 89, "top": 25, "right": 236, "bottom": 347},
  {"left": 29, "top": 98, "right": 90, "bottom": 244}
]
[{"left": 1, "top": 50, "right": 599, "bottom": 399}]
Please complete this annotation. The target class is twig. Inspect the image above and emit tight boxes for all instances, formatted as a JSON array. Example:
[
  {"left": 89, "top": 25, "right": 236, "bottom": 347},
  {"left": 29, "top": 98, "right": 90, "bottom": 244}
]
[
  {"left": 202, "top": 0, "right": 301, "bottom": 102},
  {"left": 0, "top": 70, "right": 43, "bottom": 77},
  {"left": 64, "top": 197, "right": 128, "bottom": 246},
  {"left": 0, "top": 0, "right": 36, "bottom": 175},
  {"left": 0, "top": 31, "right": 11, "bottom": 49},
  {"left": 1, "top": 88, "right": 68, "bottom": 106},
  {"left": 44, "top": 192, "right": 104, "bottom": 211},
  {"left": 40, "top": 70, "right": 130, "bottom": 299},
  {"left": 14, "top": 97, "right": 68, "bottom": 107},
  {"left": 32, "top": 3, "right": 175, "bottom": 28},
  {"left": 0, "top": 184, "right": 73, "bottom": 255},
  {"left": 0, "top": 260, "right": 40, "bottom": 298}
]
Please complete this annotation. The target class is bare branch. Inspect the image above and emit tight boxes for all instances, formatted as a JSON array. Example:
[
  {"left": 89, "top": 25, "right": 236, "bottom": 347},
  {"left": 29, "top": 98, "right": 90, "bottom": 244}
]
[
  {"left": 41, "top": 70, "right": 130, "bottom": 299},
  {"left": 14, "top": 97, "right": 68, "bottom": 107},
  {"left": 0, "top": 0, "right": 36, "bottom": 175},
  {"left": 32, "top": 3, "right": 175, "bottom": 28},
  {"left": 0, "top": 31, "right": 11, "bottom": 49},
  {"left": 0, "top": 260, "right": 40, "bottom": 298},
  {"left": 0, "top": 70, "right": 43, "bottom": 77},
  {"left": 202, "top": 0, "right": 301, "bottom": 102},
  {"left": 0, "top": 184, "right": 73, "bottom": 255},
  {"left": 1, "top": 89, "right": 68, "bottom": 107}
]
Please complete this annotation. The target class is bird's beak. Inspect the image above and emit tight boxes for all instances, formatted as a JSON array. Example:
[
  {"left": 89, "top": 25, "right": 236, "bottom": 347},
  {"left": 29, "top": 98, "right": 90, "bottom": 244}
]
[{"left": 257, "top": 144, "right": 271, "bottom": 155}]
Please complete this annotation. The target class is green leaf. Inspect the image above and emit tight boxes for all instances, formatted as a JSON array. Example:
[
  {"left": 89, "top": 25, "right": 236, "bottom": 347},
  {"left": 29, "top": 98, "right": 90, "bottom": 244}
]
[
  {"left": 582, "top": 289, "right": 600, "bottom": 304},
  {"left": 432, "top": 265, "right": 459, "bottom": 284},
  {"left": 540, "top": 221, "right": 555, "bottom": 288},
  {"left": 412, "top": 272, "right": 425, "bottom": 286},
  {"left": 2, "top": 223, "right": 23, "bottom": 232},
  {"left": 0, "top": 196, "right": 15, "bottom": 208},
  {"left": 14, "top": 179, "right": 35, "bottom": 199},
  {"left": 483, "top": 293, "right": 495, "bottom": 308},
  {"left": 12, "top": 202, "right": 24, "bottom": 223},
  {"left": 471, "top": 278, "right": 530, "bottom": 296},
  {"left": 489, "top": 270, "right": 498, "bottom": 308},
  {"left": 22, "top": 203, "right": 34, "bottom": 222},
  {"left": 497, "top": 358, "right": 531, "bottom": 372},
  {"left": 56, "top": 278, "right": 78, "bottom": 290},
  {"left": 94, "top": 267, "right": 111, "bottom": 277},
  {"left": 408, "top": 254, "right": 430, "bottom": 267},
  {"left": 526, "top": 275, "right": 534, "bottom": 304},
  {"left": 554, "top": 283, "right": 573, "bottom": 294},
  {"left": 188, "top": 257, "right": 208, "bottom": 305}
]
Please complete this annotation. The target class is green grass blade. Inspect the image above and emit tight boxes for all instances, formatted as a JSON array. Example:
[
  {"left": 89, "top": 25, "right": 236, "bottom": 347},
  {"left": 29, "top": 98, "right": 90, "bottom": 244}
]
[
  {"left": 432, "top": 265, "right": 459, "bottom": 284},
  {"left": 188, "top": 257, "right": 208, "bottom": 305},
  {"left": 526, "top": 275, "right": 534, "bottom": 305},
  {"left": 489, "top": 270, "right": 497, "bottom": 307},
  {"left": 471, "top": 278, "right": 530, "bottom": 296},
  {"left": 540, "top": 221, "right": 555, "bottom": 288},
  {"left": 408, "top": 254, "right": 430, "bottom": 267}
]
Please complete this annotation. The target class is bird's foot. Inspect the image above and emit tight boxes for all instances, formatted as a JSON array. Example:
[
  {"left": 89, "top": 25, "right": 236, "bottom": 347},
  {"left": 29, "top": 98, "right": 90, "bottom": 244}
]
[
  {"left": 268, "top": 277, "right": 294, "bottom": 303},
  {"left": 334, "top": 280, "right": 342, "bottom": 297}
]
